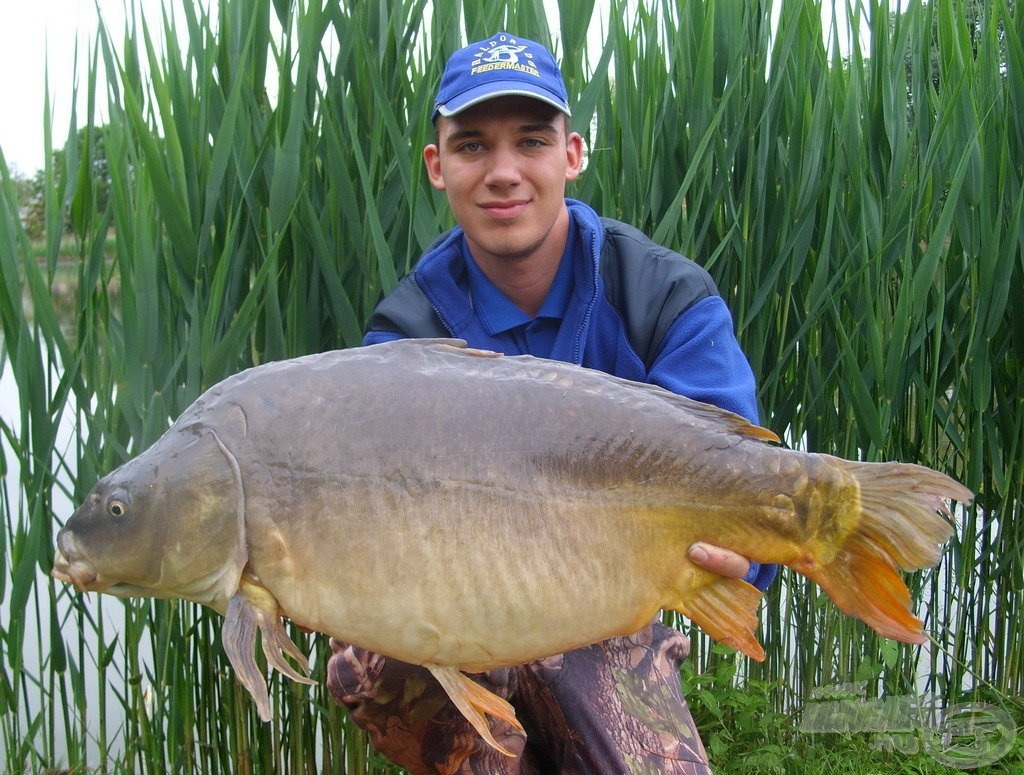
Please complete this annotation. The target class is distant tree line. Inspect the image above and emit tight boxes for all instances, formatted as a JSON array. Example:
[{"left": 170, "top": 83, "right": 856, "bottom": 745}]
[{"left": 15, "top": 126, "right": 111, "bottom": 240}]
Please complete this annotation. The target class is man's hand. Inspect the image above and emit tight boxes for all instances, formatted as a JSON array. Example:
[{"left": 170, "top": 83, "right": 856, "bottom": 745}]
[{"left": 687, "top": 542, "right": 752, "bottom": 579}]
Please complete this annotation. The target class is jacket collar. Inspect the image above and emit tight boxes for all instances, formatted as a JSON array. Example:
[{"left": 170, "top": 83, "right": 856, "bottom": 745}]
[{"left": 412, "top": 199, "right": 606, "bottom": 362}]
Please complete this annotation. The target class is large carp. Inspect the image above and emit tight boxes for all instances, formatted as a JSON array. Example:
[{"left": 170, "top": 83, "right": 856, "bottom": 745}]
[{"left": 52, "top": 339, "right": 970, "bottom": 755}]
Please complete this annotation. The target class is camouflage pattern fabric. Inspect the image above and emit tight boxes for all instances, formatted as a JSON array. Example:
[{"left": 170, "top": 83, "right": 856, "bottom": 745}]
[{"left": 327, "top": 621, "right": 712, "bottom": 774}]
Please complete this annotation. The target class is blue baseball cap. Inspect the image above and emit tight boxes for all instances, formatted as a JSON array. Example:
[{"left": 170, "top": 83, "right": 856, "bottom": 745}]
[{"left": 432, "top": 32, "right": 571, "bottom": 121}]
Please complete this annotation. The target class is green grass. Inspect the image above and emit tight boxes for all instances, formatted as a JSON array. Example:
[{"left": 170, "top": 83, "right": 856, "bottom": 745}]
[
  {"left": 1, "top": 0, "right": 1021, "bottom": 772},
  {"left": 682, "top": 646, "right": 1024, "bottom": 773}
]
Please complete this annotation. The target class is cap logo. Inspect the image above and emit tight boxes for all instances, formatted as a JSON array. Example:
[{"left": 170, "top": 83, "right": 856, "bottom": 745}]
[{"left": 470, "top": 36, "right": 541, "bottom": 79}]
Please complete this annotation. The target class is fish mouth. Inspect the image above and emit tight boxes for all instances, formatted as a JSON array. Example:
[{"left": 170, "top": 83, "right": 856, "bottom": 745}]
[
  {"left": 51, "top": 546, "right": 104, "bottom": 592},
  {"left": 52, "top": 533, "right": 114, "bottom": 593},
  {"left": 52, "top": 534, "right": 153, "bottom": 598}
]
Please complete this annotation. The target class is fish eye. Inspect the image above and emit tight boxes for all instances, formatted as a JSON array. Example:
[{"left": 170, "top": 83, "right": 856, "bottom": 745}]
[{"left": 108, "top": 499, "right": 128, "bottom": 519}]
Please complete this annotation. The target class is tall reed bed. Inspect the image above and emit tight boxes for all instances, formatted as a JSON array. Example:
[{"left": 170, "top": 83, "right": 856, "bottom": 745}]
[{"left": 0, "top": 0, "right": 1020, "bottom": 771}]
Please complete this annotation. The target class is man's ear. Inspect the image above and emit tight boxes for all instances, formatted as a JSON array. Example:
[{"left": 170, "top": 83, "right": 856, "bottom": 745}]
[
  {"left": 565, "top": 132, "right": 584, "bottom": 183},
  {"left": 423, "top": 144, "right": 445, "bottom": 191}
]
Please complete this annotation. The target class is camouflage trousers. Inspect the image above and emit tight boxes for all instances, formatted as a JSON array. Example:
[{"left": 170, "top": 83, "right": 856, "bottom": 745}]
[{"left": 326, "top": 621, "right": 711, "bottom": 775}]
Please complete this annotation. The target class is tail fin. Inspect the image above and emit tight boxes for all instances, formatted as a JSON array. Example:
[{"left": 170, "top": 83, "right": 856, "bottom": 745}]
[{"left": 793, "top": 459, "right": 971, "bottom": 643}]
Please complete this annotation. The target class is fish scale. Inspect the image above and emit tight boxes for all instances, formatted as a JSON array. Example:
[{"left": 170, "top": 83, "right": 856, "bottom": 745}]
[{"left": 51, "top": 338, "right": 971, "bottom": 761}]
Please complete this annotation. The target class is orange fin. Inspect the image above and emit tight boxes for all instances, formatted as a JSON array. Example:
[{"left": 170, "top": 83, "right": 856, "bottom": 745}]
[
  {"left": 793, "top": 459, "right": 971, "bottom": 643},
  {"left": 426, "top": 665, "right": 524, "bottom": 757},
  {"left": 670, "top": 577, "right": 766, "bottom": 661},
  {"left": 797, "top": 535, "right": 928, "bottom": 642}
]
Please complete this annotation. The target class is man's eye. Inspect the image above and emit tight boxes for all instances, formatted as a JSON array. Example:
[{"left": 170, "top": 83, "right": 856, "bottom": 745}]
[{"left": 459, "top": 142, "right": 484, "bottom": 153}]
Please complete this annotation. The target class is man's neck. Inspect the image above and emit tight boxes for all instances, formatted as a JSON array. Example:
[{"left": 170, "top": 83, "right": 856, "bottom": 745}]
[
  {"left": 467, "top": 209, "right": 571, "bottom": 318},
  {"left": 471, "top": 254, "right": 560, "bottom": 318}
]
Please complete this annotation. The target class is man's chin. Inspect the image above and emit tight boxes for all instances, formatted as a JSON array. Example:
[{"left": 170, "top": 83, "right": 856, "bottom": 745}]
[{"left": 466, "top": 233, "right": 550, "bottom": 265}]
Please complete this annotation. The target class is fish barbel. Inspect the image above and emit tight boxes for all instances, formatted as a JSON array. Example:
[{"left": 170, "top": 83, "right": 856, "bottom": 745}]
[{"left": 51, "top": 339, "right": 971, "bottom": 755}]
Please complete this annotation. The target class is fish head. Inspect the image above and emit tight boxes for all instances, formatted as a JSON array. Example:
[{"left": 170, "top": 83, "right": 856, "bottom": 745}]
[{"left": 52, "top": 425, "right": 247, "bottom": 611}]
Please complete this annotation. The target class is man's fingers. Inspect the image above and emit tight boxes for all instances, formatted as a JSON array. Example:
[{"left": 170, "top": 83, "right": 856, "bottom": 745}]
[{"left": 688, "top": 542, "right": 751, "bottom": 579}]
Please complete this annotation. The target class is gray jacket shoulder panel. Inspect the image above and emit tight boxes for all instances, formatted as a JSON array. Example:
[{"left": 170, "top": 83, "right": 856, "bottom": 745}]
[
  {"left": 365, "top": 273, "right": 449, "bottom": 338},
  {"left": 598, "top": 218, "right": 719, "bottom": 367}
]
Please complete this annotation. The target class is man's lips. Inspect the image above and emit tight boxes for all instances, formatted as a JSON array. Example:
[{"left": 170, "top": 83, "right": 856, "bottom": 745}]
[{"left": 480, "top": 200, "right": 529, "bottom": 220}]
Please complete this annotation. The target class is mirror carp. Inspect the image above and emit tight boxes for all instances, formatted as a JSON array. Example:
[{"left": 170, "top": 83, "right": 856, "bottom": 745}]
[{"left": 52, "top": 339, "right": 971, "bottom": 755}]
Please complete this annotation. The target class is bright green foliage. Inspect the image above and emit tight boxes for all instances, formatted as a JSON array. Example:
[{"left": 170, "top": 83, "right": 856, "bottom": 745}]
[{"left": 0, "top": 0, "right": 1021, "bottom": 772}]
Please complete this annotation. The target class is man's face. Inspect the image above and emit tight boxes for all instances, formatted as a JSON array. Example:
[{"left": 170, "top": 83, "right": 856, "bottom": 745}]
[{"left": 424, "top": 96, "right": 584, "bottom": 267}]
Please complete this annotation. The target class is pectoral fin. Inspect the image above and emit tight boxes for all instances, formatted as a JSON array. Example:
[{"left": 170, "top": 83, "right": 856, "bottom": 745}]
[
  {"left": 222, "top": 574, "right": 316, "bottom": 722},
  {"left": 426, "top": 665, "right": 525, "bottom": 757},
  {"left": 668, "top": 576, "right": 766, "bottom": 661}
]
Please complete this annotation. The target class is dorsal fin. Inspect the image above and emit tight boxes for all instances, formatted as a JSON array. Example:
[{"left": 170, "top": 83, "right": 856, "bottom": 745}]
[{"left": 394, "top": 338, "right": 780, "bottom": 445}]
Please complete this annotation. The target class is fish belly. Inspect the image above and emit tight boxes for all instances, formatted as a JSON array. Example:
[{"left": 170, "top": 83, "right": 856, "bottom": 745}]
[{"left": 248, "top": 474, "right": 677, "bottom": 670}]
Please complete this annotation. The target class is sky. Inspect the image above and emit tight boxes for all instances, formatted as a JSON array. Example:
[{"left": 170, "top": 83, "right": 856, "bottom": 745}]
[{"left": 0, "top": 0, "right": 168, "bottom": 177}]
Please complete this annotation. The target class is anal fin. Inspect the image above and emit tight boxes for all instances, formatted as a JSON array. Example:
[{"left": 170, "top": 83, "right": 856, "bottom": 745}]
[
  {"left": 426, "top": 665, "right": 525, "bottom": 757},
  {"left": 669, "top": 576, "right": 766, "bottom": 661}
]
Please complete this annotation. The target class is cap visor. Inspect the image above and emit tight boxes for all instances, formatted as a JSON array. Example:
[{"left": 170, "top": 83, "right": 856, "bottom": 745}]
[{"left": 435, "top": 82, "right": 571, "bottom": 118}]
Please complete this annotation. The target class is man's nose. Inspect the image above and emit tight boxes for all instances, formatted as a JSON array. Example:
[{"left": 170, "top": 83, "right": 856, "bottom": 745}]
[{"left": 484, "top": 146, "right": 521, "bottom": 186}]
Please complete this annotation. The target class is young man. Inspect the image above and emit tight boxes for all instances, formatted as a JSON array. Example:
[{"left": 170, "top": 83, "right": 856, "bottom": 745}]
[{"left": 327, "top": 32, "right": 776, "bottom": 774}]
